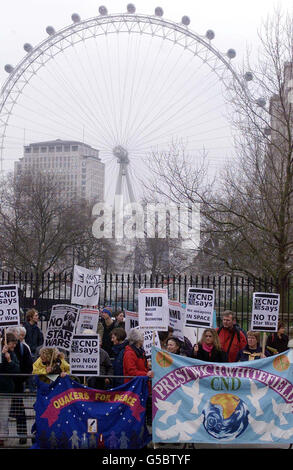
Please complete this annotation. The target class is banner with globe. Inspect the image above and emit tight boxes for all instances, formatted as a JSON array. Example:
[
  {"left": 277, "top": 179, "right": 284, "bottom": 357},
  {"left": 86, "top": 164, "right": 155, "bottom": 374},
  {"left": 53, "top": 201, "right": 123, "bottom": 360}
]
[{"left": 152, "top": 347, "right": 293, "bottom": 443}]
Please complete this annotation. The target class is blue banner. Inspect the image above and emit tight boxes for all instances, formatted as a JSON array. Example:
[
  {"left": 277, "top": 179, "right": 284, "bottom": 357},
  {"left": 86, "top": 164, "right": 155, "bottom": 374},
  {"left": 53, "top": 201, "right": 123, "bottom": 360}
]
[
  {"left": 32, "top": 376, "right": 151, "bottom": 449},
  {"left": 152, "top": 347, "right": 293, "bottom": 443}
]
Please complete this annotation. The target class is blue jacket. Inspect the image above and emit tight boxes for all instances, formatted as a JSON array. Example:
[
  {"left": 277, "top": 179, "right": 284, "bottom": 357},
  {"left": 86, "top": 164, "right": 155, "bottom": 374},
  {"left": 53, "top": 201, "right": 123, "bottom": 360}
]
[{"left": 112, "top": 340, "right": 128, "bottom": 386}]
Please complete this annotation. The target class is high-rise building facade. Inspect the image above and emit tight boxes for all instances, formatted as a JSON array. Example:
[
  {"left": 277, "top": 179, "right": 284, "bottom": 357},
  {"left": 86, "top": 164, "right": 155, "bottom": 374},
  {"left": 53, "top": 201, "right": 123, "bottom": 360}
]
[{"left": 14, "top": 139, "right": 105, "bottom": 203}]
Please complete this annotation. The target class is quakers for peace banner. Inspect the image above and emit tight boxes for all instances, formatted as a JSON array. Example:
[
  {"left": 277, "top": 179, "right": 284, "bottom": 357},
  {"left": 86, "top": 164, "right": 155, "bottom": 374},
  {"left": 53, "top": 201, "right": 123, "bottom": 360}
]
[
  {"left": 152, "top": 347, "right": 293, "bottom": 444},
  {"left": 32, "top": 375, "right": 151, "bottom": 449}
]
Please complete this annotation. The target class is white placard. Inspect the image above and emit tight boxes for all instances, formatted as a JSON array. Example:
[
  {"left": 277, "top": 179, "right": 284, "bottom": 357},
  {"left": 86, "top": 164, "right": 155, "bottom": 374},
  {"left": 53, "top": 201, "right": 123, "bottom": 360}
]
[
  {"left": 75, "top": 308, "right": 99, "bottom": 335},
  {"left": 70, "top": 335, "right": 100, "bottom": 376},
  {"left": 71, "top": 265, "right": 101, "bottom": 306},
  {"left": 185, "top": 287, "right": 215, "bottom": 328},
  {"left": 251, "top": 292, "right": 280, "bottom": 332},
  {"left": 0, "top": 284, "right": 20, "bottom": 327},
  {"left": 138, "top": 288, "right": 168, "bottom": 331},
  {"left": 143, "top": 330, "right": 161, "bottom": 359},
  {"left": 125, "top": 310, "right": 139, "bottom": 334},
  {"left": 168, "top": 300, "right": 185, "bottom": 342},
  {"left": 44, "top": 304, "right": 79, "bottom": 351}
]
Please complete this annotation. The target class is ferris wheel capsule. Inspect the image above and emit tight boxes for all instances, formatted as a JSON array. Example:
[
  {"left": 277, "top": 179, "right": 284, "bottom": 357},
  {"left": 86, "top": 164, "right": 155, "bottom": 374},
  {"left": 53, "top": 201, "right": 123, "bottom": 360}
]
[
  {"left": 244, "top": 71, "right": 253, "bottom": 81},
  {"left": 4, "top": 64, "right": 14, "bottom": 74},
  {"left": 181, "top": 16, "right": 190, "bottom": 26},
  {"left": 127, "top": 4, "right": 136, "bottom": 13},
  {"left": 154, "top": 7, "right": 164, "bottom": 16},
  {"left": 227, "top": 49, "right": 236, "bottom": 59},
  {"left": 46, "top": 26, "right": 56, "bottom": 36},
  {"left": 99, "top": 6, "right": 108, "bottom": 15},
  {"left": 71, "top": 13, "right": 81, "bottom": 23},
  {"left": 23, "top": 43, "right": 33, "bottom": 53},
  {"left": 256, "top": 97, "right": 266, "bottom": 107},
  {"left": 206, "top": 30, "right": 215, "bottom": 40}
]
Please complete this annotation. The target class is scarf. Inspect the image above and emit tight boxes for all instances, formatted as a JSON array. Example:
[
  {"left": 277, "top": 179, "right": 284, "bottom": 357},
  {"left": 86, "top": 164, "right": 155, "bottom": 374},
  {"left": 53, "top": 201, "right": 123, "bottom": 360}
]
[{"left": 202, "top": 342, "right": 214, "bottom": 357}]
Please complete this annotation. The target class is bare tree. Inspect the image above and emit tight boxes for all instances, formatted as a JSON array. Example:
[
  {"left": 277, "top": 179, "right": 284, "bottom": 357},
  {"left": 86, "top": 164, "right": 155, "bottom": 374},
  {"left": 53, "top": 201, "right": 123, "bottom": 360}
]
[{"left": 143, "top": 10, "right": 293, "bottom": 310}]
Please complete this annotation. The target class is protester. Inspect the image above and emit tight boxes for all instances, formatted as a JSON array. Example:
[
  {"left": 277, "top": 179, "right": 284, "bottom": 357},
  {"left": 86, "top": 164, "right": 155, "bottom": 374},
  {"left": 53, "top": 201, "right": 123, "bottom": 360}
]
[
  {"left": 166, "top": 336, "right": 187, "bottom": 356},
  {"left": 33, "top": 347, "right": 70, "bottom": 383},
  {"left": 0, "top": 332, "right": 20, "bottom": 446},
  {"left": 23, "top": 309, "right": 44, "bottom": 357},
  {"left": 87, "top": 334, "right": 114, "bottom": 390},
  {"left": 100, "top": 307, "right": 115, "bottom": 356},
  {"left": 113, "top": 308, "right": 125, "bottom": 329},
  {"left": 237, "top": 331, "right": 271, "bottom": 361},
  {"left": 158, "top": 327, "right": 174, "bottom": 350},
  {"left": 216, "top": 310, "right": 247, "bottom": 362},
  {"left": 111, "top": 327, "right": 128, "bottom": 386},
  {"left": 192, "top": 329, "right": 227, "bottom": 362},
  {"left": 266, "top": 321, "right": 289, "bottom": 355},
  {"left": 123, "top": 328, "right": 153, "bottom": 385},
  {"left": 7, "top": 326, "right": 33, "bottom": 444}
]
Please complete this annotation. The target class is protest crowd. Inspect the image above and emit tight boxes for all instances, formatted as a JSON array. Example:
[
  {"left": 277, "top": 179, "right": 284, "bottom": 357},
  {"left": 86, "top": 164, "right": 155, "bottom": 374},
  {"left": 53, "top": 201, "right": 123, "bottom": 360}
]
[{"left": 0, "top": 300, "right": 291, "bottom": 448}]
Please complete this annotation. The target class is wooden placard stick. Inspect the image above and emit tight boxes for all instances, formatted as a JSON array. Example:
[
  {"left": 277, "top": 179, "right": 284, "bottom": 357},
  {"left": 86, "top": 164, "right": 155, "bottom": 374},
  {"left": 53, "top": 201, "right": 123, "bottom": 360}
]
[{"left": 262, "top": 332, "right": 267, "bottom": 355}]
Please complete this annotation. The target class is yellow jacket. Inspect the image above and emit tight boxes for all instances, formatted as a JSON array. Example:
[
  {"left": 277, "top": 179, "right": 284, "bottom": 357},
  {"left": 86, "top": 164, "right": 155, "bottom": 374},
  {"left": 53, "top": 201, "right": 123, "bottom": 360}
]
[{"left": 33, "top": 357, "right": 70, "bottom": 376}]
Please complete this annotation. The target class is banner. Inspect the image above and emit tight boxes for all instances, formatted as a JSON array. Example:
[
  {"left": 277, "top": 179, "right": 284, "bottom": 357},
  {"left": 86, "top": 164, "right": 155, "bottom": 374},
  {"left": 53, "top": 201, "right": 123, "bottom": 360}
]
[
  {"left": 75, "top": 308, "right": 99, "bottom": 335},
  {"left": 251, "top": 292, "right": 280, "bottom": 332},
  {"left": 125, "top": 310, "right": 139, "bottom": 334},
  {"left": 32, "top": 375, "right": 151, "bottom": 449},
  {"left": 0, "top": 284, "right": 20, "bottom": 327},
  {"left": 185, "top": 287, "right": 215, "bottom": 329},
  {"left": 44, "top": 304, "right": 79, "bottom": 351},
  {"left": 152, "top": 346, "right": 293, "bottom": 443},
  {"left": 168, "top": 300, "right": 185, "bottom": 342},
  {"left": 71, "top": 265, "right": 101, "bottom": 307},
  {"left": 138, "top": 288, "right": 168, "bottom": 331},
  {"left": 70, "top": 335, "right": 100, "bottom": 376}
]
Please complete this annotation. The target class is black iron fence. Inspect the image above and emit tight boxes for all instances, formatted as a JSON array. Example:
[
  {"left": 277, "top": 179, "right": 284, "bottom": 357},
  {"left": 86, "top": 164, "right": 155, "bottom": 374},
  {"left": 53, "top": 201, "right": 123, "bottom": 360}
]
[{"left": 1, "top": 271, "right": 293, "bottom": 332}]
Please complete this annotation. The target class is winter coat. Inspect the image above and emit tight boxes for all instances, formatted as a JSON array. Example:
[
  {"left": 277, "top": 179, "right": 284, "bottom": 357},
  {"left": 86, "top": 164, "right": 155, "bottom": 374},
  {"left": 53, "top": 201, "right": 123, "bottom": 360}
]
[
  {"left": 112, "top": 340, "right": 128, "bottom": 386},
  {"left": 192, "top": 344, "right": 227, "bottom": 363},
  {"left": 23, "top": 322, "right": 44, "bottom": 356},
  {"left": 0, "top": 350, "right": 20, "bottom": 393},
  {"left": 33, "top": 356, "right": 70, "bottom": 383},
  {"left": 217, "top": 326, "right": 247, "bottom": 362},
  {"left": 87, "top": 347, "right": 114, "bottom": 390},
  {"left": 266, "top": 333, "right": 289, "bottom": 354},
  {"left": 13, "top": 341, "right": 33, "bottom": 392},
  {"left": 237, "top": 345, "right": 271, "bottom": 362}
]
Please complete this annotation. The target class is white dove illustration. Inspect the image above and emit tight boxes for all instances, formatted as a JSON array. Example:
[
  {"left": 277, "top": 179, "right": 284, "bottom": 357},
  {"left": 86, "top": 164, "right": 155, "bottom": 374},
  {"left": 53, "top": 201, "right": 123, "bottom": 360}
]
[
  {"left": 181, "top": 380, "right": 204, "bottom": 414},
  {"left": 272, "top": 398, "right": 292, "bottom": 425},
  {"left": 155, "top": 415, "right": 203, "bottom": 441},
  {"left": 247, "top": 380, "right": 268, "bottom": 416},
  {"left": 249, "top": 415, "right": 293, "bottom": 441},
  {"left": 154, "top": 398, "right": 182, "bottom": 424}
]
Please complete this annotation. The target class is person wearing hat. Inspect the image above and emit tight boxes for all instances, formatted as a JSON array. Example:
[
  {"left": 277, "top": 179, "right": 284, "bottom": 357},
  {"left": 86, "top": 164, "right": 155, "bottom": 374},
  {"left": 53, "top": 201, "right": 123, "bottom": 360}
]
[{"left": 100, "top": 307, "right": 115, "bottom": 356}]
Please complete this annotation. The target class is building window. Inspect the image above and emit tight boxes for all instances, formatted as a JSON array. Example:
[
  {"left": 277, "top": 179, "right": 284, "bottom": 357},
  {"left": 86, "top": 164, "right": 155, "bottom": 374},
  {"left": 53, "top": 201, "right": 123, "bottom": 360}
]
[
  {"left": 72, "top": 145, "right": 78, "bottom": 151},
  {"left": 49, "top": 146, "right": 55, "bottom": 153},
  {"left": 25, "top": 147, "right": 31, "bottom": 153},
  {"left": 64, "top": 145, "right": 70, "bottom": 152},
  {"left": 33, "top": 147, "right": 39, "bottom": 153},
  {"left": 56, "top": 146, "right": 62, "bottom": 152}
]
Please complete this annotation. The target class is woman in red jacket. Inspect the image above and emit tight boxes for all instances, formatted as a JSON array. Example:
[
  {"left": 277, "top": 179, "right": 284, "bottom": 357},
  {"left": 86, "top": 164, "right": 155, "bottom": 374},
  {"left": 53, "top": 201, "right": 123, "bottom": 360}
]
[{"left": 123, "top": 328, "right": 153, "bottom": 385}]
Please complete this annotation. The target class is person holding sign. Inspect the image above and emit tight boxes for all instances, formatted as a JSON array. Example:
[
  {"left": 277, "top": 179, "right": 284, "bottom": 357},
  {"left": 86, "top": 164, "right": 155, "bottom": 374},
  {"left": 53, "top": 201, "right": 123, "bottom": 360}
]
[
  {"left": 266, "top": 321, "right": 289, "bottom": 355},
  {"left": 237, "top": 331, "right": 271, "bottom": 361},
  {"left": 192, "top": 329, "right": 227, "bottom": 362},
  {"left": 33, "top": 347, "right": 70, "bottom": 383},
  {"left": 217, "top": 311, "right": 247, "bottom": 362},
  {"left": 111, "top": 328, "right": 128, "bottom": 387},
  {"left": 0, "top": 332, "right": 20, "bottom": 446},
  {"left": 123, "top": 329, "right": 153, "bottom": 388}
]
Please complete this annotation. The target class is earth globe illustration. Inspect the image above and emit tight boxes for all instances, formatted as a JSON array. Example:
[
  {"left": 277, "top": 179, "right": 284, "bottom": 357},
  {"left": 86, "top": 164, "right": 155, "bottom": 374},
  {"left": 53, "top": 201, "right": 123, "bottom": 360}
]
[{"left": 202, "top": 393, "right": 249, "bottom": 439}]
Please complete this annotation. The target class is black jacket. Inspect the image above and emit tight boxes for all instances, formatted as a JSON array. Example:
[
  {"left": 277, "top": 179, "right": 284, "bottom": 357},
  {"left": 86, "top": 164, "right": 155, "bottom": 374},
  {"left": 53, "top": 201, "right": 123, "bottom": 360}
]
[
  {"left": 13, "top": 341, "right": 33, "bottom": 392},
  {"left": 192, "top": 344, "right": 227, "bottom": 363},
  {"left": 23, "top": 322, "right": 44, "bottom": 355}
]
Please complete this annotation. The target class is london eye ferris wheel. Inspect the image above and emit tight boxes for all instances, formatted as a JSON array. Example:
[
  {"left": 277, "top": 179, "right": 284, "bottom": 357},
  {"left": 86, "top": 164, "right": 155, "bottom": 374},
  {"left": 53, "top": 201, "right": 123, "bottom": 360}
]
[{"left": 0, "top": 4, "right": 258, "bottom": 204}]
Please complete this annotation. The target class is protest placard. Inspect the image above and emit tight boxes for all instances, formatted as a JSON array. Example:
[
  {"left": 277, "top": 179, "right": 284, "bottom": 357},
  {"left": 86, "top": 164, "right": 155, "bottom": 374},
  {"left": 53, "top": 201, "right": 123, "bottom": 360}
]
[
  {"left": 70, "top": 335, "right": 100, "bottom": 376},
  {"left": 44, "top": 304, "right": 79, "bottom": 351},
  {"left": 143, "top": 330, "right": 161, "bottom": 359},
  {"left": 71, "top": 265, "right": 101, "bottom": 307},
  {"left": 168, "top": 300, "right": 185, "bottom": 342},
  {"left": 0, "top": 284, "right": 20, "bottom": 328},
  {"left": 138, "top": 288, "right": 168, "bottom": 331},
  {"left": 75, "top": 308, "right": 99, "bottom": 335},
  {"left": 184, "top": 287, "right": 214, "bottom": 328},
  {"left": 125, "top": 310, "right": 139, "bottom": 334},
  {"left": 251, "top": 292, "right": 280, "bottom": 332}
]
